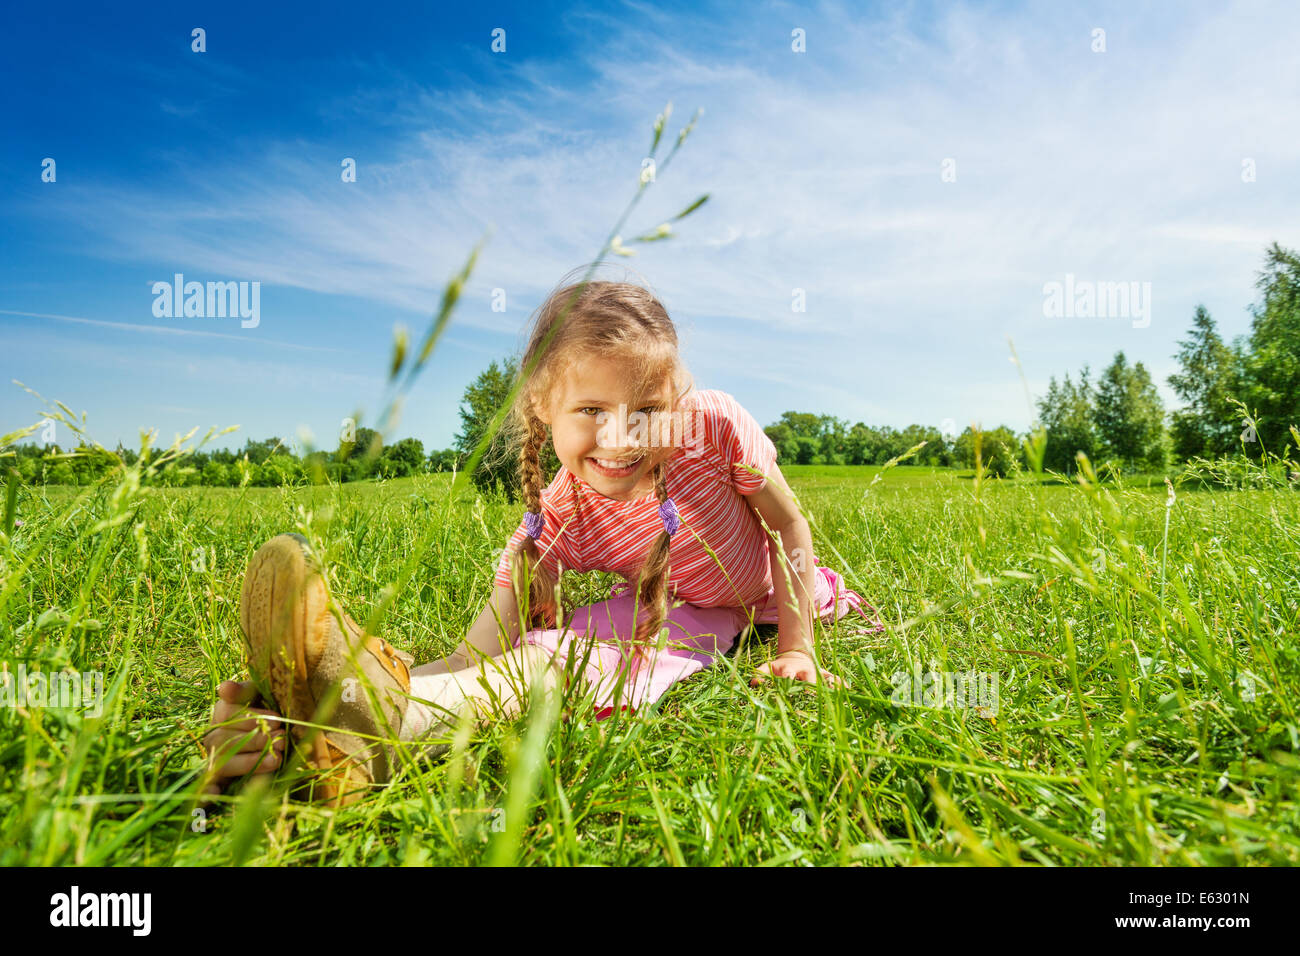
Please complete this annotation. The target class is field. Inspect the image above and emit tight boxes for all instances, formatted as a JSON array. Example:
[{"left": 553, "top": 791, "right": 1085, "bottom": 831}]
[{"left": 1, "top": 461, "right": 1297, "bottom": 865}]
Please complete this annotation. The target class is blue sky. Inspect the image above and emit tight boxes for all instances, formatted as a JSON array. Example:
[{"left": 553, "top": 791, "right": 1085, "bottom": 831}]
[{"left": 3, "top": 0, "right": 1298, "bottom": 455}]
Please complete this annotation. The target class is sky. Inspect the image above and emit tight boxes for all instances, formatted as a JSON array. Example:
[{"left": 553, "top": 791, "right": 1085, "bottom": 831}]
[{"left": 3, "top": 0, "right": 1298, "bottom": 455}]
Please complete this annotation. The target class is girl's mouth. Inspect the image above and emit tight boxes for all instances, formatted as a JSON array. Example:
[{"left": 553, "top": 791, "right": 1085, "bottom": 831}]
[{"left": 587, "top": 456, "right": 642, "bottom": 478}]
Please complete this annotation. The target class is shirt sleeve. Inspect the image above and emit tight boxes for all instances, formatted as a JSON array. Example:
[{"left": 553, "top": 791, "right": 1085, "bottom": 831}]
[
  {"left": 701, "top": 391, "right": 779, "bottom": 495},
  {"left": 493, "top": 519, "right": 542, "bottom": 591},
  {"left": 492, "top": 480, "right": 578, "bottom": 589}
]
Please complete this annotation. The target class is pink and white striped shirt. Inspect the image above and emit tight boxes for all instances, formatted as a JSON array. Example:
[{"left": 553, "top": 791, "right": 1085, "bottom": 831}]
[{"left": 494, "top": 388, "right": 785, "bottom": 615}]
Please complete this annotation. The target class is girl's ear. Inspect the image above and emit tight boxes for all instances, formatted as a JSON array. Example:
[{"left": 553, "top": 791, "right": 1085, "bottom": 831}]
[{"left": 531, "top": 394, "right": 553, "bottom": 426}]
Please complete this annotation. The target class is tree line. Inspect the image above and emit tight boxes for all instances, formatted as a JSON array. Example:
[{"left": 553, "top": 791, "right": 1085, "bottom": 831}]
[{"left": 7, "top": 430, "right": 466, "bottom": 488}]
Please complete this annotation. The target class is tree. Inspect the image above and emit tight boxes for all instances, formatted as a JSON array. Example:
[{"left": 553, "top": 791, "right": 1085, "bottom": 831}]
[
  {"left": 16, "top": 455, "right": 43, "bottom": 484},
  {"left": 775, "top": 411, "right": 823, "bottom": 438},
  {"left": 340, "top": 427, "right": 383, "bottom": 480},
  {"left": 457, "top": 358, "right": 518, "bottom": 498},
  {"left": 863, "top": 425, "right": 901, "bottom": 465},
  {"left": 427, "top": 448, "right": 465, "bottom": 473},
  {"left": 1241, "top": 242, "right": 1300, "bottom": 456},
  {"left": 377, "top": 437, "right": 425, "bottom": 479},
  {"left": 201, "top": 460, "right": 233, "bottom": 486},
  {"left": 234, "top": 456, "right": 255, "bottom": 486},
  {"left": 1094, "top": 352, "right": 1166, "bottom": 471},
  {"left": 764, "top": 412, "right": 840, "bottom": 463},
  {"left": 792, "top": 435, "right": 818, "bottom": 464},
  {"left": 241, "top": 437, "right": 285, "bottom": 466},
  {"left": 763, "top": 423, "right": 800, "bottom": 463},
  {"left": 1037, "top": 368, "right": 1100, "bottom": 474},
  {"left": 817, "top": 417, "right": 848, "bottom": 465},
  {"left": 1168, "top": 305, "right": 1242, "bottom": 460},
  {"left": 302, "top": 451, "right": 333, "bottom": 484},
  {"left": 952, "top": 426, "right": 1020, "bottom": 477},
  {"left": 898, "top": 424, "right": 948, "bottom": 466},
  {"left": 256, "top": 454, "right": 303, "bottom": 487},
  {"left": 844, "top": 423, "right": 872, "bottom": 465},
  {"left": 68, "top": 445, "right": 121, "bottom": 484},
  {"left": 456, "top": 358, "right": 560, "bottom": 501}
]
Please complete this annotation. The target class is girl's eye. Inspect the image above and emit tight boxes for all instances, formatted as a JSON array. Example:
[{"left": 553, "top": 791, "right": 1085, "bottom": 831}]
[{"left": 578, "top": 406, "right": 659, "bottom": 416}]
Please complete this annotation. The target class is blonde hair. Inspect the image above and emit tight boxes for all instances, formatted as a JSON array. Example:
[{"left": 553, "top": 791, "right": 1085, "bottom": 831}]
[{"left": 498, "top": 267, "right": 694, "bottom": 660}]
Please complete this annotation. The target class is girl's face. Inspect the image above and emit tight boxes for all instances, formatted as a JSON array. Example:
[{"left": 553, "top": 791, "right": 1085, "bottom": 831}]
[{"left": 535, "top": 354, "right": 677, "bottom": 502}]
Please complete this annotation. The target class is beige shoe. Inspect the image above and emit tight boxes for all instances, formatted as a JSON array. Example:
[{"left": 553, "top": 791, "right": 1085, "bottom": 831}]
[{"left": 239, "top": 533, "right": 413, "bottom": 806}]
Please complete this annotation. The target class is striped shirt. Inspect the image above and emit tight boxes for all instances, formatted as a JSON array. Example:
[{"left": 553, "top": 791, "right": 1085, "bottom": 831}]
[{"left": 493, "top": 388, "right": 782, "bottom": 614}]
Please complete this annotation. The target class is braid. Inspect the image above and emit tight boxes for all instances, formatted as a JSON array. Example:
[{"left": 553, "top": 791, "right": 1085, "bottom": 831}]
[
  {"left": 630, "top": 460, "right": 674, "bottom": 665},
  {"left": 570, "top": 460, "right": 583, "bottom": 526},
  {"left": 512, "top": 414, "right": 560, "bottom": 629}
]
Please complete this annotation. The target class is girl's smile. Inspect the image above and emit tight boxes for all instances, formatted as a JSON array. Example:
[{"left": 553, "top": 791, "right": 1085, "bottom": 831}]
[
  {"left": 587, "top": 454, "right": 644, "bottom": 477},
  {"left": 582, "top": 449, "right": 656, "bottom": 497}
]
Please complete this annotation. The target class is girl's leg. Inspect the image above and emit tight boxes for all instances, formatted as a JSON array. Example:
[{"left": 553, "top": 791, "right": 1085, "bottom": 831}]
[
  {"left": 400, "top": 587, "right": 746, "bottom": 739},
  {"left": 402, "top": 643, "right": 567, "bottom": 740},
  {"left": 401, "top": 590, "right": 649, "bottom": 740},
  {"left": 518, "top": 586, "right": 748, "bottom": 718}
]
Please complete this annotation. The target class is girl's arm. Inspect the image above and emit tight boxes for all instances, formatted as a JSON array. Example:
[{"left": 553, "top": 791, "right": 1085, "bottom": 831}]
[
  {"left": 747, "top": 463, "right": 846, "bottom": 689},
  {"left": 411, "top": 583, "right": 524, "bottom": 676},
  {"left": 745, "top": 463, "right": 817, "bottom": 654}
]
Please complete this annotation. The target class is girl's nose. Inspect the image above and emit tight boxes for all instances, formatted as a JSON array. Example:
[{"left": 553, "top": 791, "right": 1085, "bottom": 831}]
[{"left": 598, "top": 408, "right": 652, "bottom": 451}]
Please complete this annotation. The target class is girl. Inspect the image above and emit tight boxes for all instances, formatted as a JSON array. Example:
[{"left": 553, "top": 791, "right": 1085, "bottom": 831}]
[{"left": 201, "top": 274, "right": 884, "bottom": 805}]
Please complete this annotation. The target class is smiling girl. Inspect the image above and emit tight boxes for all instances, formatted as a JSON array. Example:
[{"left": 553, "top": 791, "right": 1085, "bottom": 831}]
[{"left": 201, "top": 272, "right": 883, "bottom": 805}]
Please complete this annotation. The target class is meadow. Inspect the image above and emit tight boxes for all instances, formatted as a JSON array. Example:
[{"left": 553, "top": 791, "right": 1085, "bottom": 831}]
[{"left": 2, "top": 457, "right": 1296, "bottom": 866}]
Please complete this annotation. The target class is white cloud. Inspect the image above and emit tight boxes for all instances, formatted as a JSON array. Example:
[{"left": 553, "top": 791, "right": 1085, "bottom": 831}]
[{"left": 0, "top": 309, "right": 346, "bottom": 353}]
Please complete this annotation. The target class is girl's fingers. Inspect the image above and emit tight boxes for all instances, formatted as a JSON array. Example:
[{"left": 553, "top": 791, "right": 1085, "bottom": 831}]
[
  {"left": 213, "top": 681, "right": 276, "bottom": 720},
  {"left": 212, "top": 682, "right": 278, "bottom": 725},
  {"left": 217, "top": 680, "right": 259, "bottom": 706},
  {"left": 254, "top": 750, "right": 282, "bottom": 772},
  {"left": 217, "top": 708, "right": 283, "bottom": 734},
  {"left": 206, "top": 729, "right": 286, "bottom": 762},
  {"left": 212, "top": 748, "right": 283, "bottom": 778}
]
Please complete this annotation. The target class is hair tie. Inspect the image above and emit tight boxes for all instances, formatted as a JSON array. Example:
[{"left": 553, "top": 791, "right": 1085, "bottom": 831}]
[
  {"left": 523, "top": 511, "right": 544, "bottom": 539},
  {"left": 659, "top": 497, "right": 680, "bottom": 535}
]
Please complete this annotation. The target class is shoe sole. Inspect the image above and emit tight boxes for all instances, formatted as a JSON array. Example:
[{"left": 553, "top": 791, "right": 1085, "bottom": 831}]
[{"left": 239, "top": 533, "right": 366, "bottom": 806}]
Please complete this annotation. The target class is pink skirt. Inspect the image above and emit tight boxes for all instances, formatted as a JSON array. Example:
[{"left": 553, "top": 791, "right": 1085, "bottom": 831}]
[{"left": 512, "top": 558, "right": 884, "bottom": 720}]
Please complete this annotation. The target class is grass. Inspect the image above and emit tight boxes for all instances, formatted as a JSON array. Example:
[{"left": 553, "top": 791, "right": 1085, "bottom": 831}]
[{"left": 1, "top": 458, "right": 1296, "bottom": 866}]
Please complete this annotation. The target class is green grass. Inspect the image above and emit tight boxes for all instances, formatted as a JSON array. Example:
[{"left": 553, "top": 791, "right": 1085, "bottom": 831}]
[{"left": 2, "top": 459, "right": 1297, "bottom": 866}]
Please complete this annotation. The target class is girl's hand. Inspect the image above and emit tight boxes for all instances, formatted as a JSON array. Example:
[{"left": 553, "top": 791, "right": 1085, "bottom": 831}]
[
  {"left": 410, "top": 649, "right": 473, "bottom": 677},
  {"left": 199, "top": 680, "right": 287, "bottom": 803},
  {"left": 750, "top": 650, "right": 846, "bottom": 690}
]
